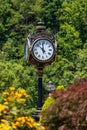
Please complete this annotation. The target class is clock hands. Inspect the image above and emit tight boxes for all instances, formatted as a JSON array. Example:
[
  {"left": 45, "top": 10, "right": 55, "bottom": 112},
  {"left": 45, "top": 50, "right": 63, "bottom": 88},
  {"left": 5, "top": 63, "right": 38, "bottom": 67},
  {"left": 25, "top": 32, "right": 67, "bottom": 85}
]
[
  {"left": 39, "top": 43, "right": 45, "bottom": 53},
  {"left": 33, "top": 39, "right": 54, "bottom": 61},
  {"left": 42, "top": 46, "right": 45, "bottom": 53}
]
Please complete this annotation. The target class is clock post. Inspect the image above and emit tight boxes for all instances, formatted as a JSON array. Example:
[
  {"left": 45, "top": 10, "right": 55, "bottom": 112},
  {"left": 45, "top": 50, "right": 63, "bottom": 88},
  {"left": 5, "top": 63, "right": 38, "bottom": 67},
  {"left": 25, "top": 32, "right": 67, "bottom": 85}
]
[
  {"left": 24, "top": 21, "right": 57, "bottom": 120},
  {"left": 37, "top": 67, "right": 43, "bottom": 109}
]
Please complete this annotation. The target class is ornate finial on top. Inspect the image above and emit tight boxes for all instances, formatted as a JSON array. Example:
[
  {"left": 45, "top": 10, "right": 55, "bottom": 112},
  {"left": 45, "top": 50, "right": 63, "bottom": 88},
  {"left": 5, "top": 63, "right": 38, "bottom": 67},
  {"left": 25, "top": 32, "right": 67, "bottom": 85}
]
[{"left": 36, "top": 21, "right": 46, "bottom": 31}]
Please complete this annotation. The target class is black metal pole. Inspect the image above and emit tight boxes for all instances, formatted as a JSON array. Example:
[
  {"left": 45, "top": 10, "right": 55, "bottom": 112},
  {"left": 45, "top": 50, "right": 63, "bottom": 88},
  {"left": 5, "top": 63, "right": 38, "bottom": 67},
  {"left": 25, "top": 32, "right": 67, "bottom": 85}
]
[
  {"left": 38, "top": 77, "right": 42, "bottom": 109},
  {"left": 37, "top": 67, "right": 43, "bottom": 109},
  {"left": 33, "top": 67, "right": 43, "bottom": 121}
]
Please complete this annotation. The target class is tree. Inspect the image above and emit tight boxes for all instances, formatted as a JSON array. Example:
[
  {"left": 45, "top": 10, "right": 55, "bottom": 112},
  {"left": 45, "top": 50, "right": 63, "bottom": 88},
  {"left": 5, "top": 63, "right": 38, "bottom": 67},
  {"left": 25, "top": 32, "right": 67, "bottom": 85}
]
[
  {"left": 0, "top": 0, "right": 42, "bottom": 49},
  {"left": 57, "top": 23, "right": 82, "bottom": 60},
  {"left": 41, "top": 0, "right": 63, "bottom": 31},
  {"left": 74, "top": 43, "right": 87, "bottom": 79},
  {"left": 41, "top": 0, "right": 87, "bottom": 87},
  {"left": 0, "top": 0, "right": 87, "bottom": 110},
  {"left": 59, "top": 0, "right": 87, "bottom": 42}
]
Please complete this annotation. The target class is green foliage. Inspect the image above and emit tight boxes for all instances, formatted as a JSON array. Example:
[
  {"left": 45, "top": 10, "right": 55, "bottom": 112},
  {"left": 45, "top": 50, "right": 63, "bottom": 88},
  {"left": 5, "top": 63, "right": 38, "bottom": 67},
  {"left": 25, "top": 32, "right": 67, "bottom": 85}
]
[
  {"left": 41, "top": 0, "right": 62, "bottom": 31},
  {"left": 0, "top": 87, "right": 45, "bottom": 130},
  {"left": 42, "top": 96, "right": 55, "bottom": 111},
  {"left": 40, "top": 96, "right": 55, "bottom": 123},
  {"left": 41, "top": 0, "right": 87, "bottom": 88},
  {"left": 74, "top": 43, "right": 87, "bottom": 79},
  {"left": 44, "top": 57, "right": 75, "bottom": 87},
  {"left": 0, "top": 0, "right": 87, "bottom": 110},
  {"left": 0, "top": 0, "right": 41, "bottom": 50},
  {"left": 59, "top": 0, "right": 87, "bottom": 42},
  {"left": 56, "top": 85, "right": 65, "bottom": 90},
  {"left": 57, "top": 23, "right": 82, "bottom": 60},
  {"left": 0, "top": 61, "right": 38, "bottom": 108},
  {"left": 1, "top": 38, "right": 23, "bottom": 61}
]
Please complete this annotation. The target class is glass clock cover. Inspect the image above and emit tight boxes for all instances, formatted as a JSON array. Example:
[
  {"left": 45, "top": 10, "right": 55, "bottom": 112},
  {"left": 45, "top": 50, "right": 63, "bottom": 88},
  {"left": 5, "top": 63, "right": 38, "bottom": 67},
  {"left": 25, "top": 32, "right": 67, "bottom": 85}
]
[{"left": 32, "top": 39, "right": 54, "bottom": 61}]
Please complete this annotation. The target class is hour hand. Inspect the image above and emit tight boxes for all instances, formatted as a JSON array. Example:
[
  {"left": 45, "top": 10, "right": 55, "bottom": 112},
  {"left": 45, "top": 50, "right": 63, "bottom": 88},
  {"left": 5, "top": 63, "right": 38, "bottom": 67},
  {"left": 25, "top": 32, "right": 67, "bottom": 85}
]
[
  {"left": 42, "top": 47, "right": 45, "bottom": 53},
  {"left": 39, "top": 45, "right": 45, "bottom": 53}
]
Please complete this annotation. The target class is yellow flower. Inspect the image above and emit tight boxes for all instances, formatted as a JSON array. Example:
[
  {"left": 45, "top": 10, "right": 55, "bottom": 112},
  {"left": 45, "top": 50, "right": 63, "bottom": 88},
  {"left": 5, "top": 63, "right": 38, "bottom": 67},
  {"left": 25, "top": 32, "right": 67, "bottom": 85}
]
[
  {"left": 15, "top": 116, "right": 37, "bottom": 128},
  {"left": 11, "top": 123, "right": 17, "bottom": 129},
  {"left": 19, "top": 98, "right": 26, "bottom": 102},
  {"left": 0, "top": 123, "right": 10, "bottom": 130},
  {"left": 26, "top": 117, "right": 37, "bottom": 128},
  {"left": 14, "top": 92, "right": 22, "bottom": 98},
  {"left": 10, "top": 91, "right": 15, "bottom": 96},
  {"left": 4, "top": 102, "right": 8, "bottom": 105},
  {"left": 26, "top": 122, "right": 34, "bottom": 128},
  {"left": 0, "top": 104, "right": 5, "bottom": 112},
  {"left": 3, "top": 92, "right": 9, "bottom": 96},
  {"left": 16, "top": 116, "right": 26, "bottom": 124},
  {"left": 19, "top": 89, "right": 29, "bottom": 97},
  {"left": 7, "top": 97, "right": 13, "bottom": 101},
  {"left": 1, "top": 119, "right": 7, "bottom": 123},
  {"left": 9, "top": 87, "right": 15, "bottom": 91},
  {"left": 19, "top": 89, "right": 26, "bottom": 94},
  {"left": 15, "top": 121, "right": 20, "bottom": 126}
]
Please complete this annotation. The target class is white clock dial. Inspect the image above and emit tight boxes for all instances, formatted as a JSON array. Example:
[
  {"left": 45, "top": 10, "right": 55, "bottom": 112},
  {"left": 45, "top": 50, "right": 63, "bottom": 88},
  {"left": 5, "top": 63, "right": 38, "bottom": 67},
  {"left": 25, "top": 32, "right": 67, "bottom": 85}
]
[{"left": 32, "top": 39, "right": 54, "bottom": 61}]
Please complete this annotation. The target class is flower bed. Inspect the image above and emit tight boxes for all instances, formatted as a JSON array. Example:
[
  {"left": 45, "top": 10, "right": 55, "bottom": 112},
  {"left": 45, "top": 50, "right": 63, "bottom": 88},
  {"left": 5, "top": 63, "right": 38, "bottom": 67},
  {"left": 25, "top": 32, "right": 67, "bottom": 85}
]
[{"left": 0, "top": 87, "right": 45, "bottom": 130}]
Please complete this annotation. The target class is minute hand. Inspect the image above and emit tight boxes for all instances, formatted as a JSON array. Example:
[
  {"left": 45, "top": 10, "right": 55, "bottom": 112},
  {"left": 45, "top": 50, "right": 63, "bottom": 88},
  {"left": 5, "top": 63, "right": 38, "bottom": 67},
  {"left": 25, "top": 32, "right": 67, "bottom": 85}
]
[
  {"left": 42, "top": 43, "right": 45, "bottom": 53},
  {"left": 39, "top": 46, "right": 45, "bottom": 53}
]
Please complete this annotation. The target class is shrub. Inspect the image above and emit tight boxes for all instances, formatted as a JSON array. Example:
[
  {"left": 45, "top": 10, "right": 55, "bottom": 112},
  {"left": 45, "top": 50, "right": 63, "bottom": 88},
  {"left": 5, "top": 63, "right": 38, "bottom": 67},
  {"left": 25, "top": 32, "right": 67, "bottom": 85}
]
[
  {"left": 0, "top": 87, "right": 45, "bottom": 130},
  {"left": 40, "top": 96, "right": 55, "bottom": 123},
  {"left": 42, "top": 96, "right": 55, "bottom": 111},
  {"left": 41, "top": 78, "right": 87, "bottom": 130},
  {"left": 56, "top": 85, "right": 65, "bottom": 90}
]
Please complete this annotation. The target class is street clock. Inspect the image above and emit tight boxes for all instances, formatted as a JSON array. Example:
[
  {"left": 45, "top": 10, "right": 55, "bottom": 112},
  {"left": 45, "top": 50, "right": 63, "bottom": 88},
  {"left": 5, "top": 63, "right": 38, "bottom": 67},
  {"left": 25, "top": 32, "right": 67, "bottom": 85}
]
[
  {"left": 24, "top": 22, "right": 57, "bottom": 67},
  {"left": 24, "top": 22, "right": 57, "bottom": 119},
  {"left": 32, "top": 38, "right": 54, "bottom": 62}
]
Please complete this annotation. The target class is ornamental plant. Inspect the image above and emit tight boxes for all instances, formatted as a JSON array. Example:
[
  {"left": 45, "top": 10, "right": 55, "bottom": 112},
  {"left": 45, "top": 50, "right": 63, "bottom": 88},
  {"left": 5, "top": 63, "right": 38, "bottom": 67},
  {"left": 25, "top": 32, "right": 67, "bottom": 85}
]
[
  {"left": 41, "top": 78, "right": 87, "bottom": 130},
  {"left": 40, "top": 85, "right": 65, "bottom": 123},
  {"left": 41, "top": 85, "right": 65, "bottom": 117},
  {"left": 56, "top": 85, "right": 65, "bottom": 90},
  {"left": 0, "top": 87, "right": 45, "bottom": 130},
  {"left": 40, "top": 96, "right": 55, "bottom": 123}
]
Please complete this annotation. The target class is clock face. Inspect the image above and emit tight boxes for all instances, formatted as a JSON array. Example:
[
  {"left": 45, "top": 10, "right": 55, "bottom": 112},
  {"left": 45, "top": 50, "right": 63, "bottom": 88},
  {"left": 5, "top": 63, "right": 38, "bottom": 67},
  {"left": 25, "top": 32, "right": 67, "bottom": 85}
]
[
  {"left": 32, "top": 39, "right": 54, "bottom": 61},
  {"left": 24, "top": 39, "right": 29, "bottom": 61}
]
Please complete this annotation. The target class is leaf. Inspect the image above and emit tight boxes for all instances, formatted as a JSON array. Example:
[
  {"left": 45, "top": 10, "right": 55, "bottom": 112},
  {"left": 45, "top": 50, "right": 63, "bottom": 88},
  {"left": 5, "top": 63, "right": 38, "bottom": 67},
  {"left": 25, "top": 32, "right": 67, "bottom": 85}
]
[{"left": 10, "top": 107, "right": 18, "bottom": 115}]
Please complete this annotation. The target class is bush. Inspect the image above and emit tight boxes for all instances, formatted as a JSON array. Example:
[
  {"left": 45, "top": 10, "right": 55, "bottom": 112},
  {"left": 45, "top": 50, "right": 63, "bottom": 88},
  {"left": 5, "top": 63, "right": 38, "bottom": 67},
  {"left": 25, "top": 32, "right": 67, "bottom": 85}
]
[
  {"left": 0, "top": 87, "right": 45, "bottom": 130},
  {"left": 56, "top": 85, "right": 65, "bottom": 90},
  {"left": 40, "top": 96, "right": 55, "bottom": 123},
  {"left": 41, "top": 78, "right": 87, "bottom": 130}
]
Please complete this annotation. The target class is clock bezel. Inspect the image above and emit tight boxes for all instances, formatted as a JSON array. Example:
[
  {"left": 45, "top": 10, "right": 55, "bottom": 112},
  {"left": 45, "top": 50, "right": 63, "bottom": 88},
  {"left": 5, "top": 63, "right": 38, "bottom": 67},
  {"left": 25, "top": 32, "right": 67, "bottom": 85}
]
[{"left": 31, "top": 38, "right": 55, "bottom": 63}]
